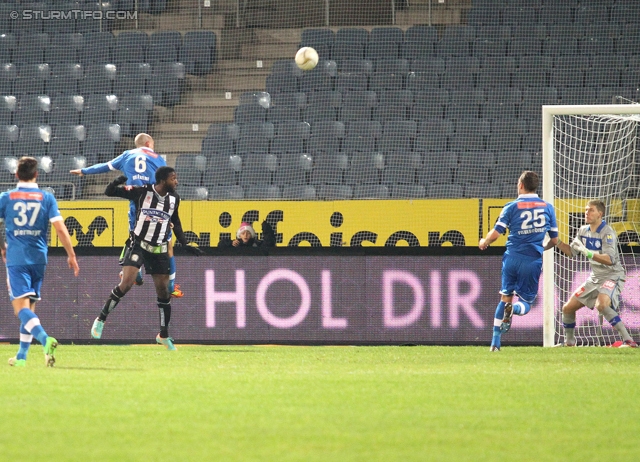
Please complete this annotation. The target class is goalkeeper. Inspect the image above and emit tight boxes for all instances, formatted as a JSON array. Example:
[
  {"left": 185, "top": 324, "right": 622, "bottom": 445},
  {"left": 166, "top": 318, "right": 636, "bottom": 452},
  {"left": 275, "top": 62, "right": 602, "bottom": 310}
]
[{"left": 556, "top": 200, "right": 637, "bottom": 348}]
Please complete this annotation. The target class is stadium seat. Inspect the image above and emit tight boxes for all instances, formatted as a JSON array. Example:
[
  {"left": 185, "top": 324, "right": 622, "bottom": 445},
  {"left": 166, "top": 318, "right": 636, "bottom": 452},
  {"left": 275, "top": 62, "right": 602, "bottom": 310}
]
[
  {"left": 113, "top": 31, "right": 149, "bottom": 66},
  {"left": 390, "top": 184, "right": 425, "bottom": 198},
  {"left": 178, "top": 186, "right": 208, "bottom": 201},
  {"left": 79, "top": 32, "right": 115, "bottom": 65},
  {"left": 14, "top": 95, "right": 50, "bottom": 126},
  {"left": 49, "top": 95, "right": 84, "bottom": 126},
  {"left": 46, "top": 64, "right": 83, "bottom": 96},
  {"left": 43, "top": 3, "right": 77, "bottom": 34},
  {"left": 316, "top": 184, "right": 352, "bottom": 200},
  {"left": 333, "top": 28, "right": 369, "bottom": 62},
  {"left": 81, "top": 94, "right": 118, "bottom": 127},
  {"left": 467, "top": 8, "right": 502, "bottom": 28},
  {"left": 353, "top": 184, "right": 390, "bottom": 199},
  {"left": 425, "top": 183, "right": 463, "bottom": 198},
  {"left": 148, "top": 31, "right": 182, "bottom": 65},
  {"left": 338, "top": 59, "right": 373, "bottom": 75},
  {"left": 311, "top": 153, "right": 349, "bottom": 185},
  {"left": 402, "top": 25, "right": 438, "bottom": 60},
  {"left": 203, "top": 154, "right": 241, "bottom": 186},
  {"left": 15, "top": 124, "right": 51, "bottom": 158},
  {"left": 345, "top": 153, "right": 384, "bottom": 185},
  {"left": 483, "top": 88, "right": 521, "bottom": 120},
  {"left": 14, "top": 64, "right": 50, "bottom": 96},
  {"left": 302, "top": 105, "right": 337, "bottom": 123},
  {"left": 370, "top": 73, "right": 406, "bottom": 92},
  {"left": 0, "top": 95, "right": 16, "bottom": 125},
  {"left": 281, "top": 185, "right": 316, "bottom": 200},
  {"left": 143, "top": 104, "right": 186, "bottom": 140},
  {"left": 275, "top": 152, "right": 313, "bottom": 186},
  {"left": 45, "top": 155, "right": 86, "bottom": 200},
  {"left": 243, "top": 184, "right": 281, "bottom": 200},
  {"left": 207, "top": 185, "right": 244, "bottom": 200},
  {"left": 406, "top": 72, "right": 440, "bottom": 92},
  {"left": 273, "top": 120, "right": 311, "bottom": 141},
  {"left": 300, "top": 28, "right": 334, "bottom": 61},
  {"left": 239, "top": 152, "right": 278, "bottom": 186},
  {"left": 611, "top": 6, "right": 640, "bottom": 25},
  {"left": 149, "top": 62, "right": 184, "bottom": 107},
  {"left": 342, "top": 134, "right": 375, "bottom": 154},
  {"left": 234, "top": 104, "right": 267, "bottom": 124},
  {"left": 181, "top": 31, "right": 216, "bottom": 76},
  {"left": 464, "top": 183, "right": 501, "bottom": 198},
  {"left": 508, "top": 38, "right": 542, "bottom": 56},
  {"left": 538, "top": 6, "right": 574, "bottom": 25},
  {"left": 443, "top": 57, "right": 479, "bottom": 90},
  {"left": 80, "top": 64, "right": 116, "bottom": 95},
  {"left": 473, "top": 39, "right": 507, "bottom": 57},
  {"left": 44, "top": 45, "right": 78, "bottom": 65},
  {"left": 175, "top": 154, "right": 207, "bottom": 186},
  {"left": 345, "top": 120, "right": 381, "bottom": 138},
  {"left": 335, "top": 73, "right": 368, "bottom": 92},
  {"left": 411, "top": 90, "right": 449, "bottom": 120},
  {"left": 266, "top": 73, "right": 300, "bottom": 94},
  {"left": 12, "top": 4, "right": 46, "bottom": 34},
  {"left": 300, "top": 61, "right": 336, "bottom": 92},
  {"left": 367, "top": 27, "right": 403, "bottom": 60},
  {"left": 551, "top": 69, "right": 584, "bottom": 88},
  {"left": 82, "top": 123, "right": 120, "bottom": 164},
  {"left": 373, "top": 105, "right": 408, "bottom": 122},
  {"left": 449, "top": 119, "right": 489, "bottom": 151},
  {"left": 48, "top": 125, "right": 85, "bottom": 157},
  {"left": 114, "top": 62, "right": 151, "bottom": 96},
  {"left": 475, "top": 25, "right": 511, "bottom": 41},
  {"left": 502, "top": 7, "right": 537, "bottom": 26},
  {"left": 575, "top": 5, "right": 608, "bottom": 25},
  {"left": 414, "top": 119, "right": 453, "bottom": 152}
]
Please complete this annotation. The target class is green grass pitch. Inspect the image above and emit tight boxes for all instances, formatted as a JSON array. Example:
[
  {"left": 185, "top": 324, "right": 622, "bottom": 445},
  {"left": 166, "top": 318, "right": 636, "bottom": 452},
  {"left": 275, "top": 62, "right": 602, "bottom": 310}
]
[{"left": 1, "top": 344, "right": 639, "bottom": 461}]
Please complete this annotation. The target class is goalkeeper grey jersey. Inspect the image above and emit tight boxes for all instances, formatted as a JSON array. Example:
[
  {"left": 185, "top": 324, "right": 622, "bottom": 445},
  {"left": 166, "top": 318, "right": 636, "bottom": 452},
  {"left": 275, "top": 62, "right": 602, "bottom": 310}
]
[{"left": 573, "top": 221, "right": 625, "bottom": 281}]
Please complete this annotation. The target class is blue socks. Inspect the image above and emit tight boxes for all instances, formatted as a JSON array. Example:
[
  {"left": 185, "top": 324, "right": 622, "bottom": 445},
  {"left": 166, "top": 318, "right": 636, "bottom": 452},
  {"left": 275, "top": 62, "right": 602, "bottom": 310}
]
[
  {"left": 17, "top": 308, "right": 48, "bottom": 346},
  {"left": 17, "top": 323, "right": 32, "bottom": 360},
  {"left": 168, "top": 255, "right": 176, "bottom": 293},
  {"left": 512, "top": 301, "right": 531, "bottom": 316},
  {"left": 491, "top": 301, "right": 506, "bottom": 348}
]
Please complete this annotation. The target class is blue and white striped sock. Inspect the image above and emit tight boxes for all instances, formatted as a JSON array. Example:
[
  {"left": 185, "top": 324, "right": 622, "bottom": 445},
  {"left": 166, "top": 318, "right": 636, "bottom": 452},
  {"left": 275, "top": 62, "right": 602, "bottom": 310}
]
[
  {"left": 512, "top": 301, "right": 531, "bottom": 316},
  {"left": 17, "top": 308, "right": 48, "bottom": 346},
  {"left": 491, "top": 301, "right": 506, "bottom": 348},
  {"left": 16, "top": 323, "right": 32, "bottom": 360},
  {"left": 168, "top": 256, "right": 177, "bottom": 293}
]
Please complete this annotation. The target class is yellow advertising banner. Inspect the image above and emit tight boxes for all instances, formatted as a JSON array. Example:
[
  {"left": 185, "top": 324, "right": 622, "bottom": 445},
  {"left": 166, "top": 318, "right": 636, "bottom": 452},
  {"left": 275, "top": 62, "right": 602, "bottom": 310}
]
[
  {"left": 54, "top": 199, "right": 480, "bottom": 247},
  {"left": 52, "top": 198, "right": 639, "bottom": 248}
]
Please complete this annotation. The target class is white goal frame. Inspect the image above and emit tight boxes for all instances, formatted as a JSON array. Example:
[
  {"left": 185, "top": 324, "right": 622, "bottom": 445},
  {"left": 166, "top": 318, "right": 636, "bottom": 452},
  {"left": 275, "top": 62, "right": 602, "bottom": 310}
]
[{"left": 542, "top": 104, "right": 640, "bottom": 347}]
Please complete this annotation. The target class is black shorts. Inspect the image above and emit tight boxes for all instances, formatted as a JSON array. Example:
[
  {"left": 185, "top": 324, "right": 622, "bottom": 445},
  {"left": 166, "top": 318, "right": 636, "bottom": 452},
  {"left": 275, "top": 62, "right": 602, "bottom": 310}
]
[{"left": 122, "top": 242, "right": 171, "bottom": 275}]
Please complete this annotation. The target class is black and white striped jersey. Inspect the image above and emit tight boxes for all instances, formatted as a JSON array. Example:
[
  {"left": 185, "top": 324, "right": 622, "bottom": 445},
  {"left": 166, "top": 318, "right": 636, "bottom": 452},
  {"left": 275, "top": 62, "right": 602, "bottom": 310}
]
[{"left": 105, "top": 180, "right": 187, "bottom": 247}]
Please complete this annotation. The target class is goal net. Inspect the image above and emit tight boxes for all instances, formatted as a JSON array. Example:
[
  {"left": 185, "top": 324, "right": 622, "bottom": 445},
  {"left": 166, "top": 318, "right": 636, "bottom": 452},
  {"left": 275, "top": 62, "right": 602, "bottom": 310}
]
[{"left": 542, "top": 104, "right": 640, "bottom": 347}]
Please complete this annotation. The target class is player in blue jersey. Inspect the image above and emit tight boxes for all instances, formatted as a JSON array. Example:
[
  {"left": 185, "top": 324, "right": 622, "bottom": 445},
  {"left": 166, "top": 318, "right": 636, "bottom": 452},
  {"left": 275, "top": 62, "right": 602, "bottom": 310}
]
[
  {"left": 479, "top": 171, "right": 558, "bottom": 351},
  {"left": 70, "top": 133, "right": 184, "bottom": 298},
  {"left": 0, "top": 157, "right": 79, "bottom": 367}
]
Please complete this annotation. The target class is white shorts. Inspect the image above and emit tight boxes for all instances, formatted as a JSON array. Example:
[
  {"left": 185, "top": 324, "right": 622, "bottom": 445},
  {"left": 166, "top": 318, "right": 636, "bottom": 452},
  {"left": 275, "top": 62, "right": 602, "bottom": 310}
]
[{"left": 573, "top": 277, "right": 624, "bottom": 311}]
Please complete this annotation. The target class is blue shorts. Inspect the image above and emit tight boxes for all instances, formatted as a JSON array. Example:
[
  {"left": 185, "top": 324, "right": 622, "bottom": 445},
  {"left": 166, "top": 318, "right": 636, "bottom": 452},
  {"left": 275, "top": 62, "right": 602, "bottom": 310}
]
[
  {"left": 6, "top": 264, "right": 46, "bottom": 301},
  {"left": 499, "top": 254, "right": 542, "bottom": 304}
]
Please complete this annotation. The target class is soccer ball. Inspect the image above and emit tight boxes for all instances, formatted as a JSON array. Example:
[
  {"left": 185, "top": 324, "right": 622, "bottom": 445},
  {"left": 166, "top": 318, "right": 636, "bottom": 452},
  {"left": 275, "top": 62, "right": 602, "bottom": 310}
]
[{"left": 295, "top": 47, "right": 319, "bottom": 71}]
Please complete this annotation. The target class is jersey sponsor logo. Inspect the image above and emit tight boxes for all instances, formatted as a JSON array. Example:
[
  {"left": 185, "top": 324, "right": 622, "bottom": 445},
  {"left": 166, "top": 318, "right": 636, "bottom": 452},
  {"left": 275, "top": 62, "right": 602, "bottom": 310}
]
[
  {"left": 138, "top": 147, "right": 159, "bottom": 158},
  {"left": 9, "top": 191, "right": 43, "bottom": 201},
  {"left": 601, "top": 280, "right": 616, "bottom": 290},
  {"left": 516, "top": 201, "right": 547, "bottom": 209},
  {"left": 606, "top": 234, "right": 614, "bottom": 244},
  {"left": 142, "top": 208, "right": 170, "bottom": 222}
]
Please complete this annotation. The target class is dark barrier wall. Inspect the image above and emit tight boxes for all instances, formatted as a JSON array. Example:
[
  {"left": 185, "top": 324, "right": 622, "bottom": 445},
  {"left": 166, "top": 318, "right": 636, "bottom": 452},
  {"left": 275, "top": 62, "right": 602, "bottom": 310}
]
[{"left": 0, "top": 253, "right": 552, "bottom": 346}]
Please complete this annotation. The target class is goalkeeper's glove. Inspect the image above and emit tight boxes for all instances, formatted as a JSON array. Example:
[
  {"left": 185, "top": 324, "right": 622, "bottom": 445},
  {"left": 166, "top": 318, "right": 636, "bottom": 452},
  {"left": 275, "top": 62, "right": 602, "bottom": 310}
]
[
  {"left": 114, "top": 175, "right": 128, "bottom": 185},
  {"left": 184, "top": 244, "right": 204, "bottom": 256},
  {"left": 571, "top": 239, "right": 594, "bottom": 259}
]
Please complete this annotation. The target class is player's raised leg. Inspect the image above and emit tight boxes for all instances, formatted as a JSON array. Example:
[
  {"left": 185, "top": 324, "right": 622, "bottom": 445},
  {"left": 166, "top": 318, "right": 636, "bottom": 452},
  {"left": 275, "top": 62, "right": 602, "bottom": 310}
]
[{"left": 93, "top": 265, "right": 137, "bottom": 339}]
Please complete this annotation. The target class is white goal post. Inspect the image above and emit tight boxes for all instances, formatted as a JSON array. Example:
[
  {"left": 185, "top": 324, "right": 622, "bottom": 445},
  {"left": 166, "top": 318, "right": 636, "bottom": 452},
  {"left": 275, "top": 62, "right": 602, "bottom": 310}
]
[{"left": 542, "top": 104, "right": 640, "bottom": 347}]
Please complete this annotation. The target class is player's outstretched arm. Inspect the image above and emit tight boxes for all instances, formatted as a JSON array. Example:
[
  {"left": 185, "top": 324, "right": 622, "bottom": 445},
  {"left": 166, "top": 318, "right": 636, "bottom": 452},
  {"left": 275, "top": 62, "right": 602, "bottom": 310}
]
[
  {"left": 555, "top": 239, "right": 574, "bottom": 257},
  {"left": 52, "top": 220, "right": 79, "bottom": 276},
  {"left": 479, "top": 229, "right": 501, "bottom": 250}
]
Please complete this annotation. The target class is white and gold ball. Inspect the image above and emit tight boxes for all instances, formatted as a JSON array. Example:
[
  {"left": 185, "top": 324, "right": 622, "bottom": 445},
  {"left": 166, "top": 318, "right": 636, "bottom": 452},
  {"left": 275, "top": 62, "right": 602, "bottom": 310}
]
[{"left": 295, "top": 47, "right": 319, "bottom": 71}]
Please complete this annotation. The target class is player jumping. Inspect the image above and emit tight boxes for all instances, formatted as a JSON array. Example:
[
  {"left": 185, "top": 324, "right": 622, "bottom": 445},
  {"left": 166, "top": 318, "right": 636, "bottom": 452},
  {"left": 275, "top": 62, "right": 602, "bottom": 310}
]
[
  {"left": 70, "top": 133, "right": 184, "bottom": 298},
  {"left": 479, "top": 171, "right": 558, "bottom": 351},
  {"left": 91, "top": 167, "right": 202, "bottom": 349}
]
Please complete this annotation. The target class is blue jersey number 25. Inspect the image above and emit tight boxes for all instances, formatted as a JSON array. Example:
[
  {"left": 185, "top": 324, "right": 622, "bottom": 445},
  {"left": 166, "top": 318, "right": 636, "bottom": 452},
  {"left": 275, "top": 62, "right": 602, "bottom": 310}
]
[{"left": 520, "top": 209, "right": 545, "bottom": 229}]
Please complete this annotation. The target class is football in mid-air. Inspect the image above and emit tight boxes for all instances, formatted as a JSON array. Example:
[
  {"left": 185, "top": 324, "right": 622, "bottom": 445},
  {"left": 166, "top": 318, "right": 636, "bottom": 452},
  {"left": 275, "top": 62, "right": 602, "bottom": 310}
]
[{"left": 295, "top": 47, "right": 319, "bottom": 71}]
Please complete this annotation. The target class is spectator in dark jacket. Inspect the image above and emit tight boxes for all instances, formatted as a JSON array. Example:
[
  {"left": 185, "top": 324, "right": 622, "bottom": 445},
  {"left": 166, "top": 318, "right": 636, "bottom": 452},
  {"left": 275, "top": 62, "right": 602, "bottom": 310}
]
[{"left": 218, "top": 221, "right": 276, "bottom": 248}]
